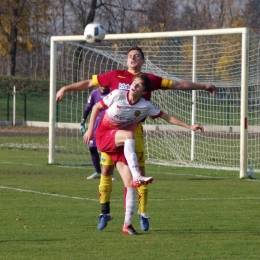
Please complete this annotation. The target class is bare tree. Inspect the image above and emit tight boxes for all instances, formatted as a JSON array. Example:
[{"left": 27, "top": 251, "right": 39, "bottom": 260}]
[
  {"left": 178, "top": 0, "right": 245, "bottom": 30},
  {"left": 243, "top": 0, "right": 260, "bottom": 33},
  {"left": 136, "top": 0, "right": 178, "bottom": 32},
  {"left": 1, "top": 0, "right": 258, "bottom": 79},
  {"left": 0, "top": 0, "right": 25, "bottom": 76},
  {"left": 0, "top": 0, "right": 50, "bottom": 76}
]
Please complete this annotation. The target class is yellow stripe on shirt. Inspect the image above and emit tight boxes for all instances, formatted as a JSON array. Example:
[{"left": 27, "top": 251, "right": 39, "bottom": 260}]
[
  {"left": 92, "top": 75, "right": 100, "bottom": 87},
  {"left": 161, "top": 78, "right": 173, "bottom": 89}
]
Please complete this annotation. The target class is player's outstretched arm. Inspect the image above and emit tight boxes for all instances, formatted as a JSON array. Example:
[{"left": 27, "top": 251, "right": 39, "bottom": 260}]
[
  {"left": 56, "top": 79, "right": 94, "bottom": 101},
  {"left": 160, "top": 112, "right": 204, "bottom": 132},
  {"left": 170, "top": 80, "right": 217, "bottom": 94},
  {"left": 83, "top": 102, "right": 103, "bottom": 144}
]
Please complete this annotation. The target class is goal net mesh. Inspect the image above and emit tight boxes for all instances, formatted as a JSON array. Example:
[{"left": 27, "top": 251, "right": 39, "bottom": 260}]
[{"left": 53, "top": 31, "right": 260, "bottom": 173}]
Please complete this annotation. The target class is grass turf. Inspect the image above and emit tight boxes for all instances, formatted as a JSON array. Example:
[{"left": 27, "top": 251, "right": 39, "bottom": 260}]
[{"left": 0, "top": 144, "right": 260, "bottom": 259}]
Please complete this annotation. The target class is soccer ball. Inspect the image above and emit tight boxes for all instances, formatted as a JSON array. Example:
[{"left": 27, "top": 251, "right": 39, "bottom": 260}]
[{"left": 84, "top": 23, "right": 106, "bottom": 44}]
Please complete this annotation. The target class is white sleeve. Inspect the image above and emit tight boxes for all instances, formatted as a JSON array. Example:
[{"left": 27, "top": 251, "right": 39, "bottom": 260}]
[
  {"left": 102, "top": 89, "right": 120, "bottom": 107},
  {"left": 147, "top": 102, "right": 162, "bottom": 118}
]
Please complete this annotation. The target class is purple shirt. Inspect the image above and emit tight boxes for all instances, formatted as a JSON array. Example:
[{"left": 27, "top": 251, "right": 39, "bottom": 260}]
[{"left": 85, "top": 88, "right": 110, "bottom": 121}]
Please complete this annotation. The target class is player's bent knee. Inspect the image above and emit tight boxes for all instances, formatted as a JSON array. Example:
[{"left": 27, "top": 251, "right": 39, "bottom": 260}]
[
  {"left": 101, "top": 165, "right": 114, "bottom": 176},
  {"left": 125, "top": 131, "right": 134, "bottom": 139}
]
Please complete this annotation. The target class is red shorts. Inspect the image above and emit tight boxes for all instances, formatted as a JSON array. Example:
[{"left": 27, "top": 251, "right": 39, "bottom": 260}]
[{"left": 96, "top": 129, "right": 127, "bottom": 165}]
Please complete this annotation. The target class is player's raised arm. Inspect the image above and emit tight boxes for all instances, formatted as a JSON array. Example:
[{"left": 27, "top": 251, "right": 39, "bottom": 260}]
[
  {"left": 160, "top": 112, "right": 204, "bottom": 132},
  {"left": 169, "top": 80, "right": 217, "bottom": 94},
  {"left": 83, "top": 102, "right": 103, "bottom": 144},
  {"left": 56, "top": 79, "right": 95, "bottom": 101}
]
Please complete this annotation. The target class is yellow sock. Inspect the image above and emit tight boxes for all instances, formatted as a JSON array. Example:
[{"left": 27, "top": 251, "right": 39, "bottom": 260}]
[
  {"left": 137, "top": 185, "right": 148, "bottom": 214},
  {"left": 99, "top": 175, "right": 112, "bottom": 204}
]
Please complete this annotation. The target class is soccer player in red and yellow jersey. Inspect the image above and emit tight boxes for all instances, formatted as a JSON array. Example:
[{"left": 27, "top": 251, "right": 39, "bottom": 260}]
[{"left": 56, "top": 46, "right": 217, "bottom": 232}]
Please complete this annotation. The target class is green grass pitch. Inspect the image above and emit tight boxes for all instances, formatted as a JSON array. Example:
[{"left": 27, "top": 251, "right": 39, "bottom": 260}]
[{"left": 0, "top": 135, "right": 260, "bottom": 259}]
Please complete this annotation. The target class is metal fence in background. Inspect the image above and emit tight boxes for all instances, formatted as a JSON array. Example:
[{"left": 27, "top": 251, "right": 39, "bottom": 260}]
[{"left": 0, "top": 90, "right": 49, "bottom": 123}]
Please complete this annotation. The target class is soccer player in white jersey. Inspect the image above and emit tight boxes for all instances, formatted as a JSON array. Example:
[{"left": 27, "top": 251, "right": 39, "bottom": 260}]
[{"left": 84, "top": 73, "right": 204, "bottom": 235}]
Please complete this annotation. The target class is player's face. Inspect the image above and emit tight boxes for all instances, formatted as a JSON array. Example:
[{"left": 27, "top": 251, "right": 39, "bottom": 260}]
[
  {"left": 127, "top": 50, "right": 145, "bottom": 72},
  {"left": 99, "top": 86, "right": 108, "bottom": 93},
  {"left": 130, "top": 78, "right": 146, "bottom": 97}
]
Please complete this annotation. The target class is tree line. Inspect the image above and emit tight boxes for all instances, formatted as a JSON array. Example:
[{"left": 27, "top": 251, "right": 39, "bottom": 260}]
[{"left": 0, "top": 0, "right": 259, "bottom": 79}]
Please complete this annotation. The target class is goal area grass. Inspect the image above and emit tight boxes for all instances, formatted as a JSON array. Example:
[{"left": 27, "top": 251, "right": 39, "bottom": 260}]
[{"left": 0, "top": 135, "right": 260, "bottom": 259}]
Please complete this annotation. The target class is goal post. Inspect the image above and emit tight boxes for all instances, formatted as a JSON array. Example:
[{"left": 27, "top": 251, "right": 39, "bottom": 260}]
[
  {"left": 49, "top": 27, "right": 256, "bottom": 178},
  {"left": 240, "top": 28, "right": 249, "bottom": 179}
]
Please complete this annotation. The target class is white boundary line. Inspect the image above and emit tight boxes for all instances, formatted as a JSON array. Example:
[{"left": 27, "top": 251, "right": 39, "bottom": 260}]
[
  {"left": 150, "top": 171, "right": 228, "bottom": 179},
  {"left": 1, "top": 161, "right": 260, "bottom": 180},
  {"left": 1, "top": 162, "right": 43, "bottom": 166},
  {"left": 1, "top": 185, "right": 260, "bottom": 202},
  {"left": 1, "top": 161, "right": 259, "bottom": 202},
  {"left": 0, "top": 186, "right": 99, "bottom": 202},
  {"left": 0, "top": 161, "right": 90, "bottom": 169}
]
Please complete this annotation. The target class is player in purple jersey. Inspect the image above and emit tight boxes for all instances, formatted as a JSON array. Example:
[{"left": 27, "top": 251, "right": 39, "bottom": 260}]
[{"left": 79, "top": 86, "right": 110, "bottom": 179}]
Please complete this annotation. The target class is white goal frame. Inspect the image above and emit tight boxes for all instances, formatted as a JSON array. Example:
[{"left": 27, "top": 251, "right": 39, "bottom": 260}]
[{"left": 49, "top": 27, "right": 249, "bottom": 178}]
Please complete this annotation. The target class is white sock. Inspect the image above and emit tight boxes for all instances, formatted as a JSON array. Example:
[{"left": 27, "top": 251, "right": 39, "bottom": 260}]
[
  {"left": 124, "top": 139, "right": 140, "bottom": 179},
  {"left": 124, "top": 187, "right": 136, "bottom": 225}
]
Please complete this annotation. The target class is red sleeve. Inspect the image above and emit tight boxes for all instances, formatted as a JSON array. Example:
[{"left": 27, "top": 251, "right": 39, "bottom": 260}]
[
  {"left": 142, "top": 74, "right": 163, "bottom": 101},
  {"left": 148, "top": 73, "right": 163, "bottom": 91},
  {"left": 97, "top": 71, "right": 116, "bottom": 88},
  {"left": 151, "top": 111, "right": 163, "bottom": 120}
]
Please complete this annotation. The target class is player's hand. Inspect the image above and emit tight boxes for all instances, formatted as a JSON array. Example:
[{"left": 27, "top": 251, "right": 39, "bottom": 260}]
[
  {"left": 56, "top": 87, "right": 66, "bottom": 101},
  {"left": 79, "top": 120, "right": 86, "bottom": 136},
  {"left": 190, "top": 124, "right": 204, "bottom": 132},
  {"left": 204, "top": 84, "right": 217, "bottom": 94},
  {"left": 83, "top": 129, "right": 93, "bottom": 144}
]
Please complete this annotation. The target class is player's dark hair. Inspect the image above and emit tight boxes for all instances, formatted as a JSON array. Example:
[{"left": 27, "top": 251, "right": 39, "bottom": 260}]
[
  {"left": 133, "top": 73, "right": 152, "bottom": 92},
  {"left": 127, "top": 46, "right": 145, "bottom": 59}
]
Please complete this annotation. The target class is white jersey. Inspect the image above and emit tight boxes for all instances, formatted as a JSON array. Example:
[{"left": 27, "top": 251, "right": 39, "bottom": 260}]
[{"left": 99, "top": 89, "right": 162, "bottom": 132}]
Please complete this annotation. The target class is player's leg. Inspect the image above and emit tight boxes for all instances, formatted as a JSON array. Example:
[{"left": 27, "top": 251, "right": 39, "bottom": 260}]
[
  {"left": 134, "top": 123, "right": 150, "bottom": 231},
  {"left": 115, "top": 129, "right": 153, "bottom": 186},
  {"left": 87, "top": 146, "right": 102, "bottom": 179},
  {"left": 115, "top": 130, "right": 139, "bottom": 179},
  {"left": 87, "top": 123, "right": 102, "bottom": 179},
  {"left": 116, "top": 161, "right": 139, "bottom": 235},
  {"left": 97, "top": 152, "right": 114, "bottom": 230}
]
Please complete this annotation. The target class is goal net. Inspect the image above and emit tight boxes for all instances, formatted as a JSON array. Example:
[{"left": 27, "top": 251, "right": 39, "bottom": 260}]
[{"left": 49, "top": 28, "right": 260, "bottom": 178}]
